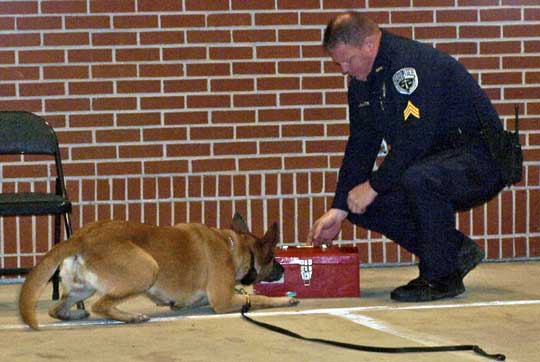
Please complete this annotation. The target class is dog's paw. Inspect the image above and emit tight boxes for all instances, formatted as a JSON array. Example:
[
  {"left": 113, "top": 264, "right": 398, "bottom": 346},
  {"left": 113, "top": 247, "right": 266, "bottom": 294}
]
[
  {"left": 288, "top": 297, "right": 300, "bottom": 306},
  {"left": 128, "top": 313, "right": 150, "bottom": 324}
]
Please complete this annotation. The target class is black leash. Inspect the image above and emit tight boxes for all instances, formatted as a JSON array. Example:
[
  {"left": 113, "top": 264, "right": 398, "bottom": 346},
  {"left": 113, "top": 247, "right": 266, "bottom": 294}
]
[{"left": 240, "top": 303, "right": 505, "bottom": 361}]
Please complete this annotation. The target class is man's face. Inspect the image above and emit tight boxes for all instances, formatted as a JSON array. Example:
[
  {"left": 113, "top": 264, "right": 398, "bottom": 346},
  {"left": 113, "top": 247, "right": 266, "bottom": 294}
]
[{"left": 329, "top": 41, "right": 375, "bottom": 81}]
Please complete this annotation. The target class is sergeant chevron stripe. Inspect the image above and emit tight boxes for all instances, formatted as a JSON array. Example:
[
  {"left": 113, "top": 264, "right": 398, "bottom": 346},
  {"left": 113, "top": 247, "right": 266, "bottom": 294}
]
[{"left": 403, "top": 100, "right": 420, "bottom": 120}]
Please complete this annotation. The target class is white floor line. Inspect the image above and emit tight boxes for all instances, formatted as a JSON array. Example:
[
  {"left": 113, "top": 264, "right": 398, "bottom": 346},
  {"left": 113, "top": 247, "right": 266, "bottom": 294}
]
[{"left": 3, "top": 298, "right": 540, "bottom": 331}]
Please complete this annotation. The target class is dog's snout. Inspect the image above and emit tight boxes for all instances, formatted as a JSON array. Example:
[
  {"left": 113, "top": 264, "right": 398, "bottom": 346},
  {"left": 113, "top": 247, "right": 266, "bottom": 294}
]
[{"left": 263, "top": 260, "right": 284, "bottom": 282}]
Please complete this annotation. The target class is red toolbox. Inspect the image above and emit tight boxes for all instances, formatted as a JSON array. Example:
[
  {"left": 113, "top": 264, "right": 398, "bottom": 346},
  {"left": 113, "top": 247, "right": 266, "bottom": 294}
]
[{"left": 254, "top": 245, "right": 360, "bottom": 298}]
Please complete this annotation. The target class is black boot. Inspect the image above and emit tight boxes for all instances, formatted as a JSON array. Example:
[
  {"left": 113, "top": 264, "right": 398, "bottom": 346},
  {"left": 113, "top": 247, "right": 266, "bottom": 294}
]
[
  {"left": 458, "top": 238, "right": 485, "bottom": 279},
  {"left": 390, "top": 272, "right": 465, "bottom": 302}
]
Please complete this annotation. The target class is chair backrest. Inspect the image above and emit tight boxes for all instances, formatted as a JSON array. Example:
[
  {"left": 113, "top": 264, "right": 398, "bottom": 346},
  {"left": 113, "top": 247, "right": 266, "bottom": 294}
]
[{"left": 0, "top": 111, "right": 59, "bottom": 155}]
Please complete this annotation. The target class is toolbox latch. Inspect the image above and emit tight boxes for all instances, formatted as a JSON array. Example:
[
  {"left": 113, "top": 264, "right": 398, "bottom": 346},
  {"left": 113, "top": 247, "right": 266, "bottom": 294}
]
[{"left": 299, "top": 259, "right": 312, "bottom": 286}]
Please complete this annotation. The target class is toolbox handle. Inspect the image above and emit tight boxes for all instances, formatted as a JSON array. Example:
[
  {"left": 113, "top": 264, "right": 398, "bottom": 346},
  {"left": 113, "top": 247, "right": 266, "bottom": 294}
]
[{"left": 281, "top": 244, "right": 327, "bottom": 250}]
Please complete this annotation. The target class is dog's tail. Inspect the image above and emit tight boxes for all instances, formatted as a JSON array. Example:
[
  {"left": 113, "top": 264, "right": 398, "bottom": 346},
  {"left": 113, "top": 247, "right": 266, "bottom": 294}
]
[{"left": 19, "top": 237, "right": 80, "bottom": 330}]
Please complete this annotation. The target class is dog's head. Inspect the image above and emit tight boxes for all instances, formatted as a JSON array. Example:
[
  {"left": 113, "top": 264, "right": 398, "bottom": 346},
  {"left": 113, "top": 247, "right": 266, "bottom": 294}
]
[{"left": 230, "top": 213, "right": 284, "bottom": 285}]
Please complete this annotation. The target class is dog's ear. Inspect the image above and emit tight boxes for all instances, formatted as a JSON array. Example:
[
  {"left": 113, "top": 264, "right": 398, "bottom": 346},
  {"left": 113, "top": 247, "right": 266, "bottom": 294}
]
[
  {"left": 261, "top": 222, "right": 279, "bottom": 247},
  {"left": 231, "top": 212, "right": 250, "bottom": 234}
]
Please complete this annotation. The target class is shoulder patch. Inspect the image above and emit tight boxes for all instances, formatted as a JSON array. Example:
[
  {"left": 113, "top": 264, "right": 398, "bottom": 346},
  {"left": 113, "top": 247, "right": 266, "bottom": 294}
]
[{"left": 392, "top": 67, "right": 418, "bottom": 95}]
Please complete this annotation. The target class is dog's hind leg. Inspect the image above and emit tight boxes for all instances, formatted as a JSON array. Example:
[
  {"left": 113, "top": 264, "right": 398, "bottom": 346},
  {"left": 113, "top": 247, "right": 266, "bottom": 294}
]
[
  {"left": 88, "top": 241, "right": 159, "bottom": 323},
  {"left": 49, "top": 287, "right": 93, "bottom": 321}
]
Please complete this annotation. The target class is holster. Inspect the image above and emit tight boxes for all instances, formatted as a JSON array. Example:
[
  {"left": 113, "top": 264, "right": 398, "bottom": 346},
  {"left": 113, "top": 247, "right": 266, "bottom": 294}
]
[{"left": 476, "top": 106, "right": 523, "bottom": 187}]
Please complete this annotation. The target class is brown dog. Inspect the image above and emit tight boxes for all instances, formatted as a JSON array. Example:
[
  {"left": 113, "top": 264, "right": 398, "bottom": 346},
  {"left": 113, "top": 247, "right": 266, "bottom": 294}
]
[{"left": 19, "top": 213, "right": 298, "bottom": 329}]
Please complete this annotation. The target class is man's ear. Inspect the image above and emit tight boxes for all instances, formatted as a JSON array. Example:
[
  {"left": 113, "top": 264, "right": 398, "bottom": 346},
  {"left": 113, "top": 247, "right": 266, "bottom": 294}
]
[{"left": 231, "top": 212, "right": 250, "bottom": 234}]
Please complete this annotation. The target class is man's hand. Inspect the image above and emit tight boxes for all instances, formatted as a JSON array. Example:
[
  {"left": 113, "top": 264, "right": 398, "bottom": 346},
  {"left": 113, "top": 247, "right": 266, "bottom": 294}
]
[
  {"left": 347, "top": 180, "right": 378, "bottom": 214},
  {"left": 306, "top": 208, "right": 348, "bottom": 246}
]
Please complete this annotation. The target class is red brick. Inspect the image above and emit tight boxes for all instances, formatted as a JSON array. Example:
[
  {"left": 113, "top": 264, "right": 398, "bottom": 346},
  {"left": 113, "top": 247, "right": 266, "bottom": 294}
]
[
  {"left": 42, "top": 0, "right": 87, "bottom": 13},
  {"left": 20, "top": 82, "right": 65, "bottom": 96},
  {"left": 233, "top": 29, "right": 275, "bottom": 42},
  {"left": 187, "top": 63, "right": 229, "bottom": 77},
  {"left": 164, "top": 111, "right": 208, "bottom": 125},
  {"left": 97, "top": 161, "right": 141, "bottom": 176},
  {"left": 144, "top": 160, "right": 188, "bottom": 175},
  {"left": 414, "top": 0, "right": 454, "bottom": 5},
  {"left": 163, "top": 47, "right": 206, "bottom": 60},
  {"left": 437, "top": 10, "right": 478, "bottom": 23},
  {"left": 140, "top": 64, "right": 184, "bottom": 78},
  {"left": 323, "top": 0, "right": 366, "bottom": 9},
  {"left": 72, "top": 146, "right": 116, "bottom": 160},
  {"left": 65, "top": 15, "right": 110, "bottom": 29},
  {"left": 68, "top": 49, "right": 111, "bottom": 63},
  {"left": 0, "top": 83, "right": 15, "bottom": 96},
  {"left": 278, "top": 0, "right": 320, "bottom": 8},
  {"left": 392, "top": 11, "right": 434, "bottom": 24},
  {"left": 282, "top": 124, "right": 324, "bottom": 137},
  {"left": 44, "top": 32, "right": 90, "bottom": 46},
  {"left": 211, "top": 110, "right": 255, "bottom": 124},
  {"left": 232, "top": 0, "right": 275, "bottom": 10},
  {"left": 459, "top": 56, "right": 500, "bottom": 70},
  {"left": 96, "top": 129, "right": 140, "bottom": 143},
  {"left": 260, "top": 141, "right": 303, "bottom": 154},
  {"left": 0, "top": 17, "right": 15, "bottom": 31},
  {"left": 209, "top": 46, "right": 253, "bottom": 60},
  {"left": 237, "top": 125, "right": 279, "bottom": 139},
  {"left": 279, "top": 60, "right": 321, "bottom": 74},
  {"left": 190, "top": 126, "right": 233, "bottom": 140},
  {"left": 17, "top": 16, "right": 62, "bottom": 29},
  {"left": 187, "top": 30, "right": 231, "bottom": 43},
  {"left": 504, "top": 24, "right": 540, "bottom": 38},
  {"left": 210, "top": 79, "right": 254, "bottom": 92},
  {"left": 93, "top": 97, "right": 137, "bottom": 111},
  {"left": 305, "top": 107, "right": 347, "bottom": 121},
  {"left": 19, "top": 50, "right": 64, "bottom": 64},
  {"left": 0, "top": 33, "right": 40, "bottom": 47},
  {"left": 166, "top": 144, "right": 210, "bottom": 157},
  {"left": 161, "top": 15, "right": 205, "bottom": 28},
  {"left": 480, "top": 8, "right": 521, "bottom": 22},
  {"left": 239, "top": 157, "right": 282, "bottom": 171},
  {"left": 480, "top": 41, "right": 521, "bottom": 55},
  {"left": 525, "top": 7, "right": 540, "bottom": 21},
  {"left": 140, "top": 31, "right": 184, "bottom": 45},
  {"left": 165, "top": 79, "right": 208, "bottom": 93},
  {"left": 117, "top": 80, "right": 161, "bottom": 94},
  {"left": 504, "top": 56, "right": 540, "bottom": 69},
  {"left": 113, "top": 15, "right": 158, "bottom": 28},
  {"left": 207, "top": 13, "right": 252, "bottom": 27},
  {"left": 45, "top": 98, "right": 90, "bottom": 112},
  {"left": 436, "top": 42, "right": 477, "bottom": 55},
  {"left": 256, "top": 12, "right": 298, "bottom": 26},
  {"left": 117, "top": 112, "right": 161, "bottom": 127},
  {"left": 285, "top": 156, "right": 327, "bottom": 169},
  {"left": 119, "top": 145, "right": 163, "bottom": 159},
  {"left": 233, "top": 93, "right": 277, "bottom": 107},
  {"left": 69, "top": 81, "right": 113, "bottom": 95},
  {"left": 185, "top": 0, "right": 229, "bottom": 11},
  {"left": 371, "top": 0, "right": 413, "bottom": 6},
  {"left": 0, "top": 1, "right": 38, "bottom": 14},
  {"left": 141, "top": 96, "right": 185, "bottom": 110},
  {"left": 3, "top": 164, "right": 48, "bottom": 178},
  {"left": 257, "top": 77, "right": 300, "bottom": 91},
  {"left": 303, "top": 76, "right": 345, "bottom": 89},
  {"left": 257, "top": 45, "right": 300, "bottom": 59},
  {"left": 278, "top": 29, "right": 321, "bottom": 42},
  {"left": 258, "top": 108, "right": 301, "bottom": 122},
  {"left": 192, "top": 158, "right": 236, "bottom": 173},
  {"left": 280, "top": 92, "right": 323, "bottom": 106},
  {"left": 90, "top": 0, "right": 135, "bottom": 13},
  {"left": 115, "top": 48, "right": 160, "bottom": 61},
  {"left": 92, "top": 64, "right": 137, "bottom": 78},
  {"left": 214, "top": 142, "right": 257, "bottom": 155},
  {"left": 143, "top": 127, "right": 187, "bottom": 142},
  {"left": 70, "top": 113, "right": 114, "bottom": 128},
  {"left": 92, "top": 32, "right": 137, "bottom": 46},
  {"left": 0, "top": 50, "right": 15, "bottom": 63},
  {"left": 0, "top": 66, "right": 39, "bottom": 80},
  {"left": 415, "top": 26, "right": 458, "bottom": 39},
  {"left": 233, "top": 62, "right": 275, "bottom": 75},
  {"left": 481, "top": 72, "right": 522, "bottom": 85}
]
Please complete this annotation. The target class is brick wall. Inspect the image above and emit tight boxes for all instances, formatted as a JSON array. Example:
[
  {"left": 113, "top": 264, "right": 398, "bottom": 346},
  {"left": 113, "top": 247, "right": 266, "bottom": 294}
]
[{"left": 1, "top": 0, "right": 539, "bottom": 272}]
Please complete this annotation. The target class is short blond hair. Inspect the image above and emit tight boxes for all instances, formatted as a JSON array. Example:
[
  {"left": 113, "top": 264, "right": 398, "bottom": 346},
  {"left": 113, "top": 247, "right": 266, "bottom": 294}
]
[{"left": 323, "top": 12, "right": 379, "bottom": 52}]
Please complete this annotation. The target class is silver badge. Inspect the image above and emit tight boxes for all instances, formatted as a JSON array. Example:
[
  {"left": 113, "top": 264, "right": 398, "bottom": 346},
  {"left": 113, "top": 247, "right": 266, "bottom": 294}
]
[{"left": 392, "top": 67, "right": 418, "bottom": 95}]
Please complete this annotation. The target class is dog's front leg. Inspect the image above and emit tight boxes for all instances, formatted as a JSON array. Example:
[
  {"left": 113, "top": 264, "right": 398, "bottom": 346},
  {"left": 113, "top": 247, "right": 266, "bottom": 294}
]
[{"left": 210, "top": 290, "right": 298, "bottom": 314}]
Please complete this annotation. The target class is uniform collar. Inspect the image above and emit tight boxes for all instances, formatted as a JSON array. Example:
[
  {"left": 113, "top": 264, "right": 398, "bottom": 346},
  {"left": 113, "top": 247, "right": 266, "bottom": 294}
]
[{"left": 367, "top": 29, "right": 392, "bottom": 84}]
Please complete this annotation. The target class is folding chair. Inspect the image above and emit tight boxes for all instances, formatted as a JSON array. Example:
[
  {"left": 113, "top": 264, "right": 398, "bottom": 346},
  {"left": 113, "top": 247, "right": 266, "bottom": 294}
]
[{"left": 0, "top": 111, "right": 72, "bottom": 300}]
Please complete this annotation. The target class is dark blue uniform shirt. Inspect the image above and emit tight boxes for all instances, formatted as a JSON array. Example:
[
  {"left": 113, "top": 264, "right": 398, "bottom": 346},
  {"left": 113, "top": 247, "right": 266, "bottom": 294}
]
[{"left": 332, "top": 29, "right": 501, "bottom": 211}]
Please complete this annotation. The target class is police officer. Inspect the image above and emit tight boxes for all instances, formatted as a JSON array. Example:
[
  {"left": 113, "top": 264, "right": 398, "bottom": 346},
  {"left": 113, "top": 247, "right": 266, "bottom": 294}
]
[{"left": 307, "top": 12, "right": 505, "bottom": 302}]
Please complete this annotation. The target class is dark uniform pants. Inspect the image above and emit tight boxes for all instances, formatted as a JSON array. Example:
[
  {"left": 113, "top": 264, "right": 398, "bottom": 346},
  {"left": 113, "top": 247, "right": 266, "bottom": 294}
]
[{"left": 348, "top": 141, "right": 505, "bottom": 279}]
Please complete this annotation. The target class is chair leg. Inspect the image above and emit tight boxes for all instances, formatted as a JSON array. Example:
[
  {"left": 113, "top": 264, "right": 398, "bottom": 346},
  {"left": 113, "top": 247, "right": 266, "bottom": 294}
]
[
  {"left": 63, "top": 212, "right": 85, "bottom": 310},
  {"left": 52, "top": 214, "right": 61, "bottom": 300}
]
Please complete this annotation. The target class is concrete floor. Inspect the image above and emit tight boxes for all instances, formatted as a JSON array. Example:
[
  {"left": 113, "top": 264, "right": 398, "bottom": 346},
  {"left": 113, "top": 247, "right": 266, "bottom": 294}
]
[{"left": 1, "top": 261, "right": 539, "bottom": 362}]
